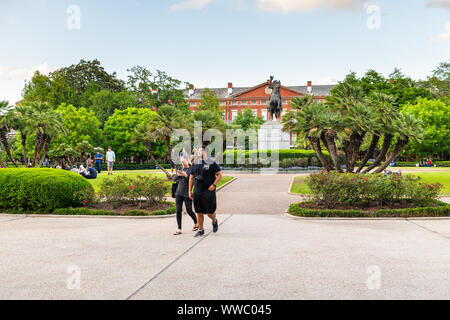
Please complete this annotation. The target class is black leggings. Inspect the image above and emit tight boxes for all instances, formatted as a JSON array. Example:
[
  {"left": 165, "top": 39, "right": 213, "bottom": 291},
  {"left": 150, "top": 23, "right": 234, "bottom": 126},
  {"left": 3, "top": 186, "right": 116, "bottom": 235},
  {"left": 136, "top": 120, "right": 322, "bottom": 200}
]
[{"left": 175, "top": 195, "right": 197, "bottom": 229}]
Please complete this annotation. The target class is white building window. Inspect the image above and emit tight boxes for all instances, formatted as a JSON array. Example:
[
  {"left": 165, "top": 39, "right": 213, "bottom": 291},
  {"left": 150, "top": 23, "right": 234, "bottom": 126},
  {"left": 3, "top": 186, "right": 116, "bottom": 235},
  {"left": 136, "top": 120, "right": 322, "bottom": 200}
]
[{"left": 232, "top": 110, "right": 238, "bottom": 120}]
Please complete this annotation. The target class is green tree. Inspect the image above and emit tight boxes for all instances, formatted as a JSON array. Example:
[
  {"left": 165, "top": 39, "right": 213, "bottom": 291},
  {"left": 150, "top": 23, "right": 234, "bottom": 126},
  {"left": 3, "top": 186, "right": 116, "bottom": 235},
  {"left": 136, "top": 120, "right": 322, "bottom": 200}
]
[
  {"left": 232, "top": 108, "right": 264, "bottom": 131},
  {"left": 104, "top": 108, "right": 162, "bottom": 161},
  {"left": 23, "top": 59, "right": 125, "bottom": 108},
  {"left": 374, "top": 113, "right": 424, "bottom": 173},
  {"left": 417, "top": 61, "right": 449, "bottom": 99},
  {"left": 147, "top": 105, "right": 188, "bottom": 163},
  {"left": 0, "top": 101, "right": 18, "bottom": 166},
  {"left": 127, "top": 66, "right": 188, "bottom": 108},
  {"left": 197, "top": 88, "right": 222, "bottom": 116},
  {"left": 402, "top": 97, "right": 450, "bottom": 159},
  {"left": 52, "top": 104, "right": 103, "bottom": 149},
  {"left": 89, "top": 89, "right": 137, "bottom": 125},
  {"left": 282, "top": 102, "right": 333, "bottom": 171},
  {"left": 11, "top": 104, "right": 35, "bottom": 165}
]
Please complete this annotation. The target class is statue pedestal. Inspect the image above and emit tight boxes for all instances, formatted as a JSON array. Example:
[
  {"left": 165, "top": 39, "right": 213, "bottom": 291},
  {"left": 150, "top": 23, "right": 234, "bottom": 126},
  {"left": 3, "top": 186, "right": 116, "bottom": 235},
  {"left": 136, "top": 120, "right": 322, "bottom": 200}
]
[{"left": 258, "top": 121, "right": 291, "bottom": 150}]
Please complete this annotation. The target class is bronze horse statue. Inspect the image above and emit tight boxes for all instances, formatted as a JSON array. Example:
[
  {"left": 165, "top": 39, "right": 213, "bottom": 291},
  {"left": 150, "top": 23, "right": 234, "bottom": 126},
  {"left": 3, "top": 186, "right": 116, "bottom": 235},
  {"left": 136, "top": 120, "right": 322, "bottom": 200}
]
[{"left": 267, "top": 76, "right": 282, "bottom": 121}]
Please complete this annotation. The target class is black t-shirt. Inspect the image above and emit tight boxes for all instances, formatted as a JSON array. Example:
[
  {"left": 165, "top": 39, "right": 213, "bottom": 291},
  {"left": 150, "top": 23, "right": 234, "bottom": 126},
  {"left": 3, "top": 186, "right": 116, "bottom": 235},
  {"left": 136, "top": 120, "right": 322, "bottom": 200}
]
[{"left": 191, "top": 159, "right": 221, "bottom": 193}]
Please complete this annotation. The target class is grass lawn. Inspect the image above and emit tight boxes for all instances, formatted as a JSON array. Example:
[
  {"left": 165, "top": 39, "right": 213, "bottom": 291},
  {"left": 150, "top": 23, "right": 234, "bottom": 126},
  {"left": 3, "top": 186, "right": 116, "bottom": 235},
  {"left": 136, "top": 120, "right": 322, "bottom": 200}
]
[
  {"left": 290, "top": 169, "right": 450, "bottom": 195},
  {"left": 89, "top": 170, "right": 234, "bottom": 194}
]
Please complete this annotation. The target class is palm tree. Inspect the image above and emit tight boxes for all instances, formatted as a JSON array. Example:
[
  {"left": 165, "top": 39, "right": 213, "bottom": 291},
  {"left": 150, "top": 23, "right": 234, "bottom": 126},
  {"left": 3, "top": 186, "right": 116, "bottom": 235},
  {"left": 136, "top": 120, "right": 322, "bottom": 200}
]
[
  {"left": 0, "top": 101, "right": 18, "bottom": 167},
  {"left": 132, "top": 123, "right": 173, "bottom": 180},
  {"left": 282, "top": 102, "right": 332, "bottom": 171},
  {"left": 37, "top": 111, "right": 66, "bottom": 168},
  {"left": 317, "top": 108, "right": 343, "bottom": 172},
  {"left": 327, "top": 84, "right": 379, "bottom": 173},
  {"left": 11, "top": 104, "right": 34, "bottom": 165},
  {"left": 147, "top": 105, "right": 187, "bottom": 160},
  {"left": 360, "top": 93, "right": 398, "bottom": 173},
  {"left": 75, "top": 140, "right": 94, "bottom": 165},
  {"left": 374, "top": 114, "right": 424, "bottom": 173},
  {"left": 341, "top": 103, "right": 379, "bottom": 172}
]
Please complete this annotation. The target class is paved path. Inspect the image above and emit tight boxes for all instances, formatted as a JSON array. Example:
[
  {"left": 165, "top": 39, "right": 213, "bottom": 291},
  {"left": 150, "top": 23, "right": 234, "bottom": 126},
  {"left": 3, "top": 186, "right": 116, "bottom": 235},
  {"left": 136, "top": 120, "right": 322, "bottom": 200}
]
[
  {"left": 217, "top": 173, "right": 301, "bottom": 215},
  {"left": 1, "top": 173, "right": 450, "bottom": 300}
]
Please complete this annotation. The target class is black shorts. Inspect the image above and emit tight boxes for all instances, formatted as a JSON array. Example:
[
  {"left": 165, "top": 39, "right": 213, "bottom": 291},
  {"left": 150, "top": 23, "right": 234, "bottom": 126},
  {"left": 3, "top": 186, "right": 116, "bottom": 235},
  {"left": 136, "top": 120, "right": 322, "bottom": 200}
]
[{"left": 193, "top": 190, "right": 217, "bottom": 214}]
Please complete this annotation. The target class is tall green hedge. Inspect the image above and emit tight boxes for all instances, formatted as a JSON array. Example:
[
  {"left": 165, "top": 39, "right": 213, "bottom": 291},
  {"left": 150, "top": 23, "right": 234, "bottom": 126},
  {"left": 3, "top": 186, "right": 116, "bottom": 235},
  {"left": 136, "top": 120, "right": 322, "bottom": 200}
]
[
  {"left": 0, "top": 169, "right": 93, "bottom": 212},
  {"left": 222, "top": 149, "right": 343, "bottom": 168}
]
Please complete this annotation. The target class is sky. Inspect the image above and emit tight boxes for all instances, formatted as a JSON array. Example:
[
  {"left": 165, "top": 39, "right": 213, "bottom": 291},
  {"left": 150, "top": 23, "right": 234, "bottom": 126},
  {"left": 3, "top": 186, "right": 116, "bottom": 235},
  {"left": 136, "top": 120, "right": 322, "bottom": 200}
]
[{"left": 0, "top": 0, "right": 449, "bottom": 104}]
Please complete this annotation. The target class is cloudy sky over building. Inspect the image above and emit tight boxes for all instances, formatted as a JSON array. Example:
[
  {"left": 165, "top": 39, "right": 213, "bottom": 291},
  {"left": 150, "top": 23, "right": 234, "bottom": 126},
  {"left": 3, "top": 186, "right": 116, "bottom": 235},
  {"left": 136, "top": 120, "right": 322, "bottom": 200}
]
[{"left": 0, "top": 0, "right": 449, "bottom": 104}]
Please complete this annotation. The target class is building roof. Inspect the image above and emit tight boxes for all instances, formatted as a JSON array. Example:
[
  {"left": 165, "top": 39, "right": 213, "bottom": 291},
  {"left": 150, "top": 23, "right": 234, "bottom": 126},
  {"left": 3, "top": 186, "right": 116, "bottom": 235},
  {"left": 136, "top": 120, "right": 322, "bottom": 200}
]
[{"left": 185, "top": 83, "right": 335, "bottom": 100}]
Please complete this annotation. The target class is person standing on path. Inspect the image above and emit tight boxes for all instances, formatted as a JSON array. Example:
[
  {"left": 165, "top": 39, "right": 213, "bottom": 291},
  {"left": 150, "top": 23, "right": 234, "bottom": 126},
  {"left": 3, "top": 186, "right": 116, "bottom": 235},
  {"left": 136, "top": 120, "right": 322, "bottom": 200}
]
[
  {"left": 173, "top": 157, "right": 199, "bottom": 236},
  {"left": 95, "top": 151, "right": 103, "bottom": 173},
  {"left": 189, "top": 146, "right": 222, "bottom": 237},
  {"left": 106, "top": 147, "right": 116, "bottom": 176}
]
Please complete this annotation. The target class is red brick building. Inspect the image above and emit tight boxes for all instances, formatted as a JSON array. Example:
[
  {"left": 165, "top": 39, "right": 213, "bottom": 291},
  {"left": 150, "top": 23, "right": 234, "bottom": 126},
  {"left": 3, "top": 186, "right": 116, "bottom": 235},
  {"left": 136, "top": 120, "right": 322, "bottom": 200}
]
[{"left": 185, "top": 80, "right": 335, "bottom": 122}]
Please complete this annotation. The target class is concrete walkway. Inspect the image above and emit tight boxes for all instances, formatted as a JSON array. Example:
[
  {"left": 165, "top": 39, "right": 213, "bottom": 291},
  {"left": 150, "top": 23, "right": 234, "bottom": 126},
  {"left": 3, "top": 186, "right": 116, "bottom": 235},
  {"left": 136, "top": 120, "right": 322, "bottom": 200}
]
[
  {"left": 217, "top": 173, "right": 301, "bottom": 215},
  {"left": 1, "top": 173, "right": 450, "bottom": 300}
]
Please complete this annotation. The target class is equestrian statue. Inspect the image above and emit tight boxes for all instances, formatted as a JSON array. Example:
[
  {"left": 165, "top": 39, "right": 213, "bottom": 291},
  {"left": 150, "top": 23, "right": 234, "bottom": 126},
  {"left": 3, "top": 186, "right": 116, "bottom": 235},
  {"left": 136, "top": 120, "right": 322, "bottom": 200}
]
[{"left": 267, "top": 76, "right": 282, "bottom": 121}]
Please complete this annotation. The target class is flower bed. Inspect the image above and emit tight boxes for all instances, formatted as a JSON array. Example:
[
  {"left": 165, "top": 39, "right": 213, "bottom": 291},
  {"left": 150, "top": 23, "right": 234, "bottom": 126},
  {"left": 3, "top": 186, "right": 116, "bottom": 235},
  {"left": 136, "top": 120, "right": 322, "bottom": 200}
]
[
  {"left": 288, "top": 201, "right": 450, "bottom": 218},
  {"left": 307, "top": 171, "right": 442, "bottom": 209}
]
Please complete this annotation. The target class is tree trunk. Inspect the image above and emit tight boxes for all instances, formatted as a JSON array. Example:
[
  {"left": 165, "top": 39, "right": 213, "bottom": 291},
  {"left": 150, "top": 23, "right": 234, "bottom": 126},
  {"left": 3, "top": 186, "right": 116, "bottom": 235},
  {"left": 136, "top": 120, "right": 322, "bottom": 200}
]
[
  {"left": 373, "top": 138, "right": 408, "bottom": 173},
  {"left": 344, "top": 133, "right": 363, "bottom": 173},
  {"left": 21, "top": 132, "right": 28, "bottom": 166},
  {"left": 0, "top": 127, "right": 18, "bottom": 167},
  {"left": 324, "top": 131, "right": 342, "bottom": 172},
  {"left": 32, "top": 128, "right": 45, "bottom": 167},
  {"left": 309, "top": 137, "right": 332, "bottom": 171},
  {"left": 37, "top": 136, "right": 51, "bottom": 168},
  {"left": 145, "top": 142, "right": 173, "bottom": 181},
  {"left": 356, "top": 134, "right": 380, "bottom": 173},
  {"left": 361, "top": 134, "right": 393, "bottom": 173}
]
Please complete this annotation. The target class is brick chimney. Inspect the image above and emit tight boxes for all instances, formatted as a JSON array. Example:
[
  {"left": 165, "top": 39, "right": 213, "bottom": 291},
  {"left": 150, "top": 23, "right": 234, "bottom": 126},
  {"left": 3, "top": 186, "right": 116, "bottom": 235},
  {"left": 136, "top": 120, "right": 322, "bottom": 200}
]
[
  {"left": 307, "top": 81, "right": 312, "bottom": 94},
  {"left": 228, "top": 82, "right": 233, "bottom": 95},
  {"left": 188, "top": 84, "right": 194, "bottom": 96}
]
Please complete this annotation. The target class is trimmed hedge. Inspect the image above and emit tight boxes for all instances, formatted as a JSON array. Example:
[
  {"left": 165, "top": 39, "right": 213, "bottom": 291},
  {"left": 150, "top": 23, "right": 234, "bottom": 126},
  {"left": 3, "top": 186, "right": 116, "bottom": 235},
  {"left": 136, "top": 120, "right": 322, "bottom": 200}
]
[
  {"left": 288, "top": 201, "right": 450, "bottom": 218},
  {"left": 0, "top": 168, "right": 93, "bottom": 212},
  {"left": 222, "top": 149, "right": 344, "bottom": 168}
]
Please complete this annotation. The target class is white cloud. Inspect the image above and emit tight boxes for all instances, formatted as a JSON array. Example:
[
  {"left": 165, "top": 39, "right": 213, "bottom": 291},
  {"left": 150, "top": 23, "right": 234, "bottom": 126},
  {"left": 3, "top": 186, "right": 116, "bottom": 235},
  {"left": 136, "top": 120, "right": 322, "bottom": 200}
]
[
  {"left": 0, "top": 62, "right": 53, "bottom": 81},
  {"left": 430, "top": 22, "right": 450, "bottom": 43},
  {"left": 170, "top": 0, "right": 213, "bottom": 11},
  {"left": 255, "top": 0, "right": 363, "bottom": 13},
  {"left": 427, "top": 0, "right": 450, "bottom": 10}
]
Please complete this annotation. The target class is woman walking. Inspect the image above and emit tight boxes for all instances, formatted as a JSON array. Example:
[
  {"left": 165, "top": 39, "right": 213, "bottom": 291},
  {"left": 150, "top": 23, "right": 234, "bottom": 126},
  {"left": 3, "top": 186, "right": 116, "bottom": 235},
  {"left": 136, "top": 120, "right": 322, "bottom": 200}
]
[{"left": 173, "top": 157, "right": 198, "bottom": 235}]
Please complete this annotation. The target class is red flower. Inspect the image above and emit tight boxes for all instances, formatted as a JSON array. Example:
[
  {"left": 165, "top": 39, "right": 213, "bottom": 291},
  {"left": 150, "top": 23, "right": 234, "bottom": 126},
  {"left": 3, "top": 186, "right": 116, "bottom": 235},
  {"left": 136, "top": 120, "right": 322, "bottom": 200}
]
[
  {"left": 365, "top": 179, "right": 368, "bottom": 182},
  {"left": 84, "top": 201, "right": 88, "bottom": 204}
]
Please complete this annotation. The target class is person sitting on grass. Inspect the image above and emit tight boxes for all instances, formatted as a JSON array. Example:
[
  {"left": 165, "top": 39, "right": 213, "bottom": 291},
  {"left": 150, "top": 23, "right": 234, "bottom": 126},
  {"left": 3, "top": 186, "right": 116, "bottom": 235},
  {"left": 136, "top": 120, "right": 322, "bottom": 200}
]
[
  {"left": 70, "top": 165, "right": 79, "bottom": 174},
  {"left": 81, "top": 164, "right": 98, "bottom": 180}
]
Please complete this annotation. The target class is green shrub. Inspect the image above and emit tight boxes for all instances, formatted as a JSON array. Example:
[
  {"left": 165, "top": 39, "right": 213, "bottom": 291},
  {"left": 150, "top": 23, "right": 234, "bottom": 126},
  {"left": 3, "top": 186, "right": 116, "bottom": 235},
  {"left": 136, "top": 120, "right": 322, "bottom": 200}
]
[
  {"left": 99, "top": 175, "right": 169, "bottom": 206},
  {"left": 306, "top": 171, "right": 443, "bottom": 208},
  {"left": 0, "top": 168, "right": 93, "bottom": 212}
]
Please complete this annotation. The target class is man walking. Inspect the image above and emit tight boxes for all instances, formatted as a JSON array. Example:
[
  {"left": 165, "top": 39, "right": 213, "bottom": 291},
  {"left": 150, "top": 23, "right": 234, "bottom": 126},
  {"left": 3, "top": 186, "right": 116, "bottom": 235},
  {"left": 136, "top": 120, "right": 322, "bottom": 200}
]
[
  {"left": 189, "top": 146, "right": 223, "bottom": 237},
  {"left": 106, "top": 147, "right": 116, "bottom": 176},
  {"left": 95, "top": 151, "right": 103, "bottom": 173}
]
